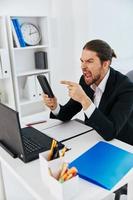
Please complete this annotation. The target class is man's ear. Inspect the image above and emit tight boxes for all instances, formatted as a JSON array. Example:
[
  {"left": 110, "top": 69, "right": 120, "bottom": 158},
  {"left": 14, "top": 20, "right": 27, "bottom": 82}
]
[{"left": 103, "top": 60, "right": 110, "bottom": 69}]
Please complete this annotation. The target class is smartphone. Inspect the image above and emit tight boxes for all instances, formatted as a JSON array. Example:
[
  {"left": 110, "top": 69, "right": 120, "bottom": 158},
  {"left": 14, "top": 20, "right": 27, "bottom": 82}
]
[{"left": 37, "top": 75, "right": 54, "bottom": 98}]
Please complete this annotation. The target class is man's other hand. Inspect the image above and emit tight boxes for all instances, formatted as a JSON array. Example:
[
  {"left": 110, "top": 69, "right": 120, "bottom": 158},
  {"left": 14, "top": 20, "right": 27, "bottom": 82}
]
[{"left": 43, "top": 94, "right": 57, "bottom": 110}]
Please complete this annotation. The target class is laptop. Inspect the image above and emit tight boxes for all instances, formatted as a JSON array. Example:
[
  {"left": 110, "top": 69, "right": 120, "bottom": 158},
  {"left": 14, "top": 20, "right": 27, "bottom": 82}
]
[{"left": 0, "top": 103, "right": 64, "bottom": 163}]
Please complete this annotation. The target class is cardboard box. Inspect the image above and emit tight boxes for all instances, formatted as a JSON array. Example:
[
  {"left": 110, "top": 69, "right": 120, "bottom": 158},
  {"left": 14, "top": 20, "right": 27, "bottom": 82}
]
[{"left": 39, "top": 151, "right": 79, "bottom": 200}]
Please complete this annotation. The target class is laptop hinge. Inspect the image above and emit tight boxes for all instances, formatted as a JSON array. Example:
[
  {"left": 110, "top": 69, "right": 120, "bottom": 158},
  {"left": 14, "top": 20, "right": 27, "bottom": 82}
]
[{"left": 0, "top": 141, "right": 18, "bottom": 158}]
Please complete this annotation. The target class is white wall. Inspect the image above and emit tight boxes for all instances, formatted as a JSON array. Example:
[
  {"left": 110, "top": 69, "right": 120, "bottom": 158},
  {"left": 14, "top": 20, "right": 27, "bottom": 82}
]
[
  {"left": 72, "top": 0, "right": 133, "bottom": 78},
  {"left": 49, "top": 0, "right": 75, "bottom": 103},
  {"left": 51, "top": 0, "right": 133, "bottom": 103},
  {"left": 0, "top": 0, "right": 50, "bottom": 15},
  {"left": 0, "top": 0, "right": 133, "bottom": 103}
]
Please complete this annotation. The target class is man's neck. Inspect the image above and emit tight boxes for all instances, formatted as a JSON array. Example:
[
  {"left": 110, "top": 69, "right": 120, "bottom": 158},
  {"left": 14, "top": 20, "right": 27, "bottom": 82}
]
[{"left": 95, "top": 68, "right": 109, "bottom": 86}]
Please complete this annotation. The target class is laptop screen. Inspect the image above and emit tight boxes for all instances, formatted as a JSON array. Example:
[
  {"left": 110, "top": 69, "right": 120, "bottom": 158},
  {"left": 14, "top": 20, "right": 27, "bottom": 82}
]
[{"left": 0, "top": 103, "right": 24, "bottom": 157}]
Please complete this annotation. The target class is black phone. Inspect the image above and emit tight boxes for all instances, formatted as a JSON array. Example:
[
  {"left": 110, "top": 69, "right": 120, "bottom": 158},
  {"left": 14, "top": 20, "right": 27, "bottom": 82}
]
[{"left": 37, "top": 75, "right": 54, "bottom": 98}]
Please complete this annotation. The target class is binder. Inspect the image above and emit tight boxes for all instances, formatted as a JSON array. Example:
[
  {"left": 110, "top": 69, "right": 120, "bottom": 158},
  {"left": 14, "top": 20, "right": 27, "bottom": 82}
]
[
  {"left": 35, "top": 75, "right": 43, "bottom": 99},
  {"left": 69, "top": 141, "right": 133, "bottom": 190},
  {"left": 23, "top": 76, "right": 37, "bottom": 100},
  {"left": 11, "top": 18, "right": 26, "bottom": 47},
  {"left": 10, "top": 19, "right": 20, "bottom": 47},
  {"left": 0, "top": 55, "right": 2, "bottom": 79},
  {"left": 0, "top": 49, "right": 10, "bottom": 78},
  {"left": 42, "top": 119, "right": 92, "bottom": 142}
]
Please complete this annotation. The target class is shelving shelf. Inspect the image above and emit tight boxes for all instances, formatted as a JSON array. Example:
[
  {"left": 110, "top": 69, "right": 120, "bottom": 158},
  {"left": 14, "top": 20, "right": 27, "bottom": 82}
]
[
  {"left": 7, "top": 15, "right": 52, "bottom": 120},
  {"left": 20, "top": 109, "right": 50, "bottom": 127},
  {"left": 20, "top": 98, "right": 43, "bottom": 105},
  {"left": 17, "top": 69, "right": 50, "bottom": 77},
  {"left": 13, "top": 44, "right": 48, "bottom": 51},
  {"left": 0, "top": 16, "right": 15, "bottom": 109}
]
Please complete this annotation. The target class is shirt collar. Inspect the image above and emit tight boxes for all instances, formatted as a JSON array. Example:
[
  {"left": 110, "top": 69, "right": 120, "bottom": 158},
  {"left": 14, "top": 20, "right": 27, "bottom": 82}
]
[{"left": 91, "top": 68, "right": 110, "bottom": 93}]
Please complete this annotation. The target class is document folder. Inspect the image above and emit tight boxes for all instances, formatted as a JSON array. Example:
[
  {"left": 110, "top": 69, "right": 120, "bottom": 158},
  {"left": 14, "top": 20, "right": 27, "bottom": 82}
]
[
  {"left": 42, "top": 119, "right": 92, "bottom": 142},
  {"left": 69, "top": 141, "right": 133, "bottom": 190}
]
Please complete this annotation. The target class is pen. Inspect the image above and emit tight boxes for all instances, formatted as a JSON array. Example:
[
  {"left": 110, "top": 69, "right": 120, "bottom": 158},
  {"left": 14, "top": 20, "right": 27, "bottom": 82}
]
[{"left": 26, "top": 120, "right": 47, "bottom": 127}]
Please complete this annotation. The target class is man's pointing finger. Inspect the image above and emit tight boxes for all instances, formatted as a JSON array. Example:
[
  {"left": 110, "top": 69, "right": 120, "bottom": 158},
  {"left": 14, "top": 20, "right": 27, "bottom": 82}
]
[{"left": 60, "top": 80, "right": 76, "bottom": 86}]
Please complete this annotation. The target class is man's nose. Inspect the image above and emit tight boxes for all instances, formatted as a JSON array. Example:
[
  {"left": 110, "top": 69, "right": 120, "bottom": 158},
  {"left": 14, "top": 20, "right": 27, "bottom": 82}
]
[{"left": 81, "top": 62, "right": 87, "bottom": 69}]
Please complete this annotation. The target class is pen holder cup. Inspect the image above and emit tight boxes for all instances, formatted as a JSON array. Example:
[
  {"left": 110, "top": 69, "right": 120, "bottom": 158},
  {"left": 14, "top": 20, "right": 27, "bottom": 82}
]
[{"left": 39, "top": 151, "right": 79, "bottom": 200}]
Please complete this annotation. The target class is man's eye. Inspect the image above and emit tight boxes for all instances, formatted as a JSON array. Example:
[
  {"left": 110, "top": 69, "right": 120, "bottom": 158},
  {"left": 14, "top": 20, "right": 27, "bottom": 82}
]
[
  {"left": 80, "top": 59, "right": 94, "bottom": 63},
  {"left": 88, "top": 60, "right": 93, "bottom": 63}
]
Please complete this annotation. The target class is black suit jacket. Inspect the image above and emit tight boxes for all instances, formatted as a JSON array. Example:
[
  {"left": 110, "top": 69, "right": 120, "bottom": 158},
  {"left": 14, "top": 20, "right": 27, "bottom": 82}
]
[{"left": 50, "top": 68, "right": 133, "bottom": 145}]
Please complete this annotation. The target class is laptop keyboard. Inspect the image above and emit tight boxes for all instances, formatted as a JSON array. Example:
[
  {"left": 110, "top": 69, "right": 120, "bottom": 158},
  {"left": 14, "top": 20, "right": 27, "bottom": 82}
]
[{"left": 22, "top": 135, "right": 43, "bottom": 153}]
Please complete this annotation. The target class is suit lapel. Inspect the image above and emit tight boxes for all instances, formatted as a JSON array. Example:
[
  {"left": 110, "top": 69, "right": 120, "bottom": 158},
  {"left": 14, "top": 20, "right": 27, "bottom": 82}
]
[
  {"left": 87, "top": 87, "right": 94, "bottom": 101},
  {"left": 99, "top": 68, "right": 116, "bottom": 111},
  {"left": 80, "top": 75, "right": 94, "bottom": 101}
]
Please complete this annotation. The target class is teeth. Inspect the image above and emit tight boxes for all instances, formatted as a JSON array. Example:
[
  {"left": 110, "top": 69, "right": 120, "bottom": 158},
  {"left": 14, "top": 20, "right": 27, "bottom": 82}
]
[{"left": 85, "top": 74, "right": 90, "bottom": 78}]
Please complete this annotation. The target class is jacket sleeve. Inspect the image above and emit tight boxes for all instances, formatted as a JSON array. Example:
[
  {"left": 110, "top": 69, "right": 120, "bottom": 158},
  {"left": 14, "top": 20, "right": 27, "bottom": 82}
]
[
  {"left": 50, "top": 99, "right": 82, "bottom": 121},
  {"left": 85, "top": 81, "right": 133, "bottom": 141}
]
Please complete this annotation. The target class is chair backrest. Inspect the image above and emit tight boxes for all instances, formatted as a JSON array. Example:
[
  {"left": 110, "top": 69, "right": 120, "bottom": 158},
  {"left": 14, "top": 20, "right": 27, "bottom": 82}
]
[{"left": 126, "top": 70, "right": 133, "bottom": 83}]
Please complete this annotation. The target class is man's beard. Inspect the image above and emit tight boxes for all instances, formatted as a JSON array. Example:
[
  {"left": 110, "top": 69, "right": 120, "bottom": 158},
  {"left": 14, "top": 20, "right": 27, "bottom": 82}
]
[{"left": 84, "top": 74, "right": 100, "bottom": 85}]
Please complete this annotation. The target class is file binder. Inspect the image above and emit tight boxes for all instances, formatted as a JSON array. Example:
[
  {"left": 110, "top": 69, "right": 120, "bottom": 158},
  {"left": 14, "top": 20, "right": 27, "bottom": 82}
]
[
  {"left": 69, "top": 141, "right": 133, "bottom": 190},
  {"left": 0, "top": 55, "right": 2, "bottom": 79},
  {"left": 0, "top": 49, "right": 10, "bottom": 78},
  {"left": 12, "top": 18, "right": 26, "bottom": 47},
  {"left": 23, "top": 76, "right": 37, "bottom": 100},
  {"left": 35, "top": 75, "right": 43, "bottom": 99},
  {"left": 11, "top": 19, "right": 20, "bottom": 47}
]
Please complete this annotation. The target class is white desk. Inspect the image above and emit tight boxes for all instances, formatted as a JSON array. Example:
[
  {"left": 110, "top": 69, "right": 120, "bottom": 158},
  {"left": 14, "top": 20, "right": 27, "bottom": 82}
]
[{"left": 0, "top": 129, "right": 133, "bottom": 200}]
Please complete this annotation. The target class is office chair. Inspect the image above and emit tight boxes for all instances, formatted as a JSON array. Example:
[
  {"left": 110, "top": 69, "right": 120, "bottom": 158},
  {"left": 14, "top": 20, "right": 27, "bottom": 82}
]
[
  {"left": 114, "top": 185, "right": 127, "bottom": 200},
  {"left": 126, "top": 70, "right": 133, "bottom": 82},
  {"left": 114, "top": 70, "right": 133, "bottom": 200}
]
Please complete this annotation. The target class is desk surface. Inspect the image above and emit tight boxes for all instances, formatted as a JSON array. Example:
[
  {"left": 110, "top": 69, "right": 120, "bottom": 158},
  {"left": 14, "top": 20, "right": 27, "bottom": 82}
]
[{"left": 0, "top": 129, "right": 133, "bottom": 200}]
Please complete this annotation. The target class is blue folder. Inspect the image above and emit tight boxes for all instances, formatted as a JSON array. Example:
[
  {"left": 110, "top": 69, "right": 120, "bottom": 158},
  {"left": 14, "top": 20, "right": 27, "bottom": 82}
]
[{"left": 69, "top": 141, "right": 133, "bottom": 190}]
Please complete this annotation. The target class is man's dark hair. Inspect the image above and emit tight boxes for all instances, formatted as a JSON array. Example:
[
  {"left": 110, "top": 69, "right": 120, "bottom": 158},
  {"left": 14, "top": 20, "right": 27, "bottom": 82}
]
[{"left": 83, "top": 39, "right": 117, "bottom": 63}]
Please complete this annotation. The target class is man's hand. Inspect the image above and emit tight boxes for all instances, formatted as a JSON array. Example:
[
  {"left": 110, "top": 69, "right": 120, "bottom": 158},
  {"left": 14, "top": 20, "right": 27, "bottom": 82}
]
[
  {"left": 43, "top": 94, "right": 57, "bottom": 111},
  {"left": 61, "top": 80, "right": 92, "bottom": 110}
]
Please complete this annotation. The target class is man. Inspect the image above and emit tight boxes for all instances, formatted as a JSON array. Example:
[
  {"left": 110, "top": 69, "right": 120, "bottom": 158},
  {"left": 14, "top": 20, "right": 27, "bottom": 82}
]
[{"left": 43, "top": 39, "right": 133, "bottom": 145}]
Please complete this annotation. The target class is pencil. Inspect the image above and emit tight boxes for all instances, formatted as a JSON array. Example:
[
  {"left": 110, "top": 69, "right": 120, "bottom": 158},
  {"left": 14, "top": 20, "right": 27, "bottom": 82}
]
[
  {"left": 60, "top": 146, "right": 67, "bottom": 157},
  {"left": 48, "top": 139, "right": 57, "bottom": 161}
]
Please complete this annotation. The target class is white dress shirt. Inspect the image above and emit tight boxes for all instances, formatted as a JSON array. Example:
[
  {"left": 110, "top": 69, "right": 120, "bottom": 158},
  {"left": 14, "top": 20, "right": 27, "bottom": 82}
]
[
  {"left": 84, "top": 69, "right": 110, "bottom": 118},
  {"left": 52, "top": 69, "right": 110, "bottom": 119}
]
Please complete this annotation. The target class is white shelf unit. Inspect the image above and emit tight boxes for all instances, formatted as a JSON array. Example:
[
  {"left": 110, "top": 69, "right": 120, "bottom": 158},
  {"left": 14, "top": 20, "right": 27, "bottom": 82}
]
[
  {"left": 0, "top": 16, "right": 15, "bottom": 109},
  {"left": 7, "top": 16, "right": 51, "bottom": 120}
]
